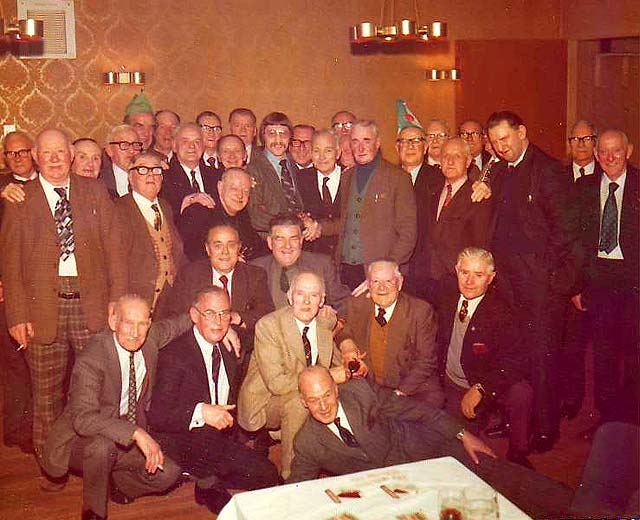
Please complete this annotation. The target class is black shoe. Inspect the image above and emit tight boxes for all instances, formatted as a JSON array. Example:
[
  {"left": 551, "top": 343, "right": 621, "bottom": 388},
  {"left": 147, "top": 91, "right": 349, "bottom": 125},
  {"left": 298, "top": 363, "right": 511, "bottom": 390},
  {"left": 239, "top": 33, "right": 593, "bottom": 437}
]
[
  {"left": 195, "top": 482, "right": 232, "bottom": 514},
  {"left": 484, "top": 421, "right": 510, "bottom": 438},
  {"left": 109, "top": 485, "right": 134, "bottom": 505},
  {"left": 560, "top": 400, "right": 581, "bottom": 420},
  {"left": 530, "top": 433, "right": 555, "bottom": 453},
  {"left": 81, "top": 509, "right": 106, "bottom": 520},
  {"left": 40, "top": 473, "right": 68, "bottom": 492},
  {"left": 506, "top": 449, "right": 534, "bottom": 470}
]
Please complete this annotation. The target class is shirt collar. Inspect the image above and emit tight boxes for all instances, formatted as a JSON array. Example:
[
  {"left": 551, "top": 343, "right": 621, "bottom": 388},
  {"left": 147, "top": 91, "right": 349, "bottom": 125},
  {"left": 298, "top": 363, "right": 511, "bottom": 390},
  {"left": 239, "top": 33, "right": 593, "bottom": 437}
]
[
  {"left": 131, "top": 189, "right": 159, "bottom": 208},
  {"left": 39, "top": 174, "right": 69, "bottom": 192},
  {"left": 295, "top": 317, "right": 317, "bottom": 336},
  {"left": 180, "top": 162, "right": 200, "bottom": 175},
  {"left": 212, "top": 266, "right": 234, "bottom": 280},
  {"left": 445, "top": 174, "right": 468, "bottom": 191},
  {"left": 374, "top": 299, "right": 398, "bottom": 318},
  {"left": 12, "top": 171, "right": 37, "bottom": 182},
  {"left": 318, "top": 165, "right": 341, "bottom": 180},
  {"left": 508, "top": 144, "right": 528, "bottom": 168}
]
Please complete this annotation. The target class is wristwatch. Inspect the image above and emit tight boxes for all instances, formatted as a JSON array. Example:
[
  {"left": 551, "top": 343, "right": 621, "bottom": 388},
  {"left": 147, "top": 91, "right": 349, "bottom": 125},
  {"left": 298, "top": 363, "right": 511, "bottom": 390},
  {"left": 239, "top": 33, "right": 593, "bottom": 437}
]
[{"left": 456, "top": 429, "right": 466, "bottom": 441}]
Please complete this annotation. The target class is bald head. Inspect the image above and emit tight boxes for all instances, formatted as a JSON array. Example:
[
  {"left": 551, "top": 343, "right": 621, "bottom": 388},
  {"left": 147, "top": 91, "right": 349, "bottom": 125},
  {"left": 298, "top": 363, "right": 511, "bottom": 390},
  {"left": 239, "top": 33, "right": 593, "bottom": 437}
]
[
  {"left": 33, "top": 129, "right": 74, "bottom": 186},
  {"left": 3, "top": 131, "right": 35, "bottom": 178},
  {"left": 299, "top": 366, "right": 339, "bottom": 424}
]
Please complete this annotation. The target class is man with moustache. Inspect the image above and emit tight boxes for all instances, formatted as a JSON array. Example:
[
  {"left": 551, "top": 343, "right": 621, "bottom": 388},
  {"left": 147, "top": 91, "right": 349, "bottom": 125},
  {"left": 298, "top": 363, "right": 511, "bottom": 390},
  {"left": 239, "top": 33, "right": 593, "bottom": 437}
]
[
  {"left": 71, "top": 139, "right": 102, "bottom": 179},
  {"left": 153, "top": 110, "right": 180, "bottom": 162},
  {"left": 197, "top": 110, "right": 224, "bottom": 169},
  {"left": 229, "top": 107, "right": 258, "bottom": 163},
  {"left": 102, "top": 124, "right": 144, "bottom": 198},
  {"left": 290, "top": 124, "right": 315, "bottom": 170}
]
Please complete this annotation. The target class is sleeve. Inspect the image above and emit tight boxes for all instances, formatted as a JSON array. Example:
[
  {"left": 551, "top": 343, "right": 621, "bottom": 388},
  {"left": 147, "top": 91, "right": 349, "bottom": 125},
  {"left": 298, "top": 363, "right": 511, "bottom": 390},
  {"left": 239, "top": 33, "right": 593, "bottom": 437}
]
[
  {"left": 288, "top": 428, "right": 322, "bottom": 483},
  {"left": 98, "top": 186, "right": 127, "bottom": 303},
  {"left": 0, "top": 200, "right": 28, "bottom": 327},
  {"left": 241, "top": 267, "right": 275, "bottom": 333},
  {"left": 322, "top": 257, "right": 351, "bottom": 316},
  {"left": 146, "top": 314, "right": 193, "bottom": 350},
  {"left": 389, "top": 171, "right": 418, "bottom": 265},
  {"left": 253, "top": 317, "right": 298, "bottom": 396}
]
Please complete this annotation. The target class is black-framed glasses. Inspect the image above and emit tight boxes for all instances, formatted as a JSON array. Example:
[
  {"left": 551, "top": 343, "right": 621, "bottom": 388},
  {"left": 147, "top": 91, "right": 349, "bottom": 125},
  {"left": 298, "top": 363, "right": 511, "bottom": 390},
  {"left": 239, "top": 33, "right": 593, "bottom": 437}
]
[
  {"left": 290, "top": 139, "right": 312, "bottom": 148},
  {"left": 4, "top": 148, "right": 31, "bottom": 159},
  {"left": 192, "top": 306, "right": 232, "bottom": 322},
  {"left": 201, "top": 124, "right": 222, "bottom": 133},
  {"left": 332, "top": 121, "right": 353, "bottom": 131},
  {"left": 396, "top": 137, "right": 426, "bottom": 146},
  {"left": 568, "top": 135, "right": 597, "bottom": 144},
  {"left": 459, "top": 131, "right": 483, "bottom": 139},
  {"left": 109, "top": 141, "right": 144, "bottom": 151},
  {"left": 129, "top": 165, "right": 164, "bottom": 176}
]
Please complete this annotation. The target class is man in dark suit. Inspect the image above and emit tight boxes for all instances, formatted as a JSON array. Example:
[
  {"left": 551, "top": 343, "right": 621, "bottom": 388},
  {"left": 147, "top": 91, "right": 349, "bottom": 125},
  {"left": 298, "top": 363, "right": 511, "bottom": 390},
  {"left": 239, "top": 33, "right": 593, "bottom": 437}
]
[
  {"left": 159, "top": 123, "right": 220, "bottom": 223},
  {"left": 438, "top": 248, "right": 533, "bottom": 467},
  {"left": 196, "top": 110, "right": 222, "bottom": 168},
  {"left": 572, "top": 129, "right": 638, "bottom": 428},
  {"left": 42, "top": 295, "right": 190, "bottom": 520},
  {"left": 411, "top": 138, "right": 492, "bottom": 303},
  {"left": 229, "top": 107, "right": 258, "bottom": 164},
  {"left": 290, "top": 366, "right": 572, "bottom": 518},
  {"left": 486, "top": 110, "right": 577, "bottom": 451},
  {"left": 101, "top": 124, "right": 143, "bottom": 198},
  {"left": 250, "top": 214, "right": 350, "bottom": 316},
  {"left": 459, "top": 119, "right": 492, "bottom": 180},
  {"left": 337, "top": 259, "right": 444, "bottom": 408},
  {"left": 216, "top": 134, "right": 248, "bottom": 169},
  {"left": 114, "top": 151, "right": 186, "bottom": 313},
  {"left": 153, "top": 109, "right": 180, "bottom": 162},
  {"left": 0, "top": 129, "right": 126, "bottom": 461},
  {"left": 149, "top": 287, "right": 278, "bottom": 514},
  {"left": 289, "top": 124, "right": 315, "bottom": 171}
]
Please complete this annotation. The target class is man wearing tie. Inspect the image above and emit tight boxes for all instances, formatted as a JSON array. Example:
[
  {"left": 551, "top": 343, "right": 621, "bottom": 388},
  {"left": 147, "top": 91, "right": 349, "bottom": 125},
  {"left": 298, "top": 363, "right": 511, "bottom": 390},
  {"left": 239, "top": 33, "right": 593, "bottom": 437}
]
[
  {"left": 237, "top": 271, "right": 348, "bottom": 479},
  {"left": 458, "top": 119, "right": 491, "bottom": 181},
  {"left": 102, "top": 124, "right": 143, "bottom": 198},
  {"left": 149, "top": 287, "right": 278, "bottom": 514},
  {"left": 197, "top": 110, "right": 223, "bottom": 169},
  {"left": 567, "top": 120, "right": 600, "bottom": 182},
  {"left": 0, "top": 129, "right": 126, "bottom": 467},
  {"left": 572, "top": 129, "right": 638, "bottom": 429}
]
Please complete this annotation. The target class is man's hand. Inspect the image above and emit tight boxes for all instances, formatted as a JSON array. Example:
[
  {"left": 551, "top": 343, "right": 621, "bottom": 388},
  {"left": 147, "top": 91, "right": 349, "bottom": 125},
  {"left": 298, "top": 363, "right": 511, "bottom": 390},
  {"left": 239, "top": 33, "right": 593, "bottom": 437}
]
[
  {"left": 329, "top": 366, "right": 351, "bottom": 384},
  {"left": 470, "top": 181, "right": 491, "bottom": 202},
  {"left": 351, "top": 280, "right": 369, "bottom": 298},
  {"left": 1, "top": 183, "right": 26, "bottom": 203},
  {"left": 571, "top": 293, "right": 587, "bottom": 312},
  {"left": 132, "top": 427, "right": 165, "bottom": 473},
  {"left": 202, "top": 404, "right": 235, "bottom": 430},
  {"left": 222, "top": 327, "right": 241, "bottom": 358},
  {"left": 301, "top": 214, "right": 321, "bottom": 242},
  {"left": 461, "top": 386, "right": 483, "bottom": 419},
  {"left": 230, "top": 311, "right": 246, "bottom": 329},
  {"left": 461, "top": 431, "right": 497, "bottom": 464},
  {"left": 339, "top": 339, "right": 369, "bottom": 379},
  {"left": 180, "top": 192, "right": 216, "bottom": 214},
  {"left": 9, "top": 322, "right": 34, "bottom": 348}
]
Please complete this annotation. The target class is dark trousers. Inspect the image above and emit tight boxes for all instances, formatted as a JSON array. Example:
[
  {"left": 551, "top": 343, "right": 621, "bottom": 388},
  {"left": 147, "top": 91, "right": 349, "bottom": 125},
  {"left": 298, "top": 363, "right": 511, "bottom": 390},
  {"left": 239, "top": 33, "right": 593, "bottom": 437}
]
[
  {"left": 69, "top": 434, "right": 181, "bottom": 517},
  {"left": 558, "top": 300, "right": 590, "bottom": 407},
  {"left": 340, "top": 263, "right": 365, "bottom": 291},
  {"left": 444, "top": 377, "right": 533, "bottom": 452}
]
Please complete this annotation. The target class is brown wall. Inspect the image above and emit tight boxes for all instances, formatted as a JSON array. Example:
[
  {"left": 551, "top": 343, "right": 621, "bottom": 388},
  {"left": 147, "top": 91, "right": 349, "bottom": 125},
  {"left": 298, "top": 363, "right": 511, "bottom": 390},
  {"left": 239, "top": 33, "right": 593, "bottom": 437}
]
[{"left": 562, "top": 0, "right": 640, "bottom": 40}]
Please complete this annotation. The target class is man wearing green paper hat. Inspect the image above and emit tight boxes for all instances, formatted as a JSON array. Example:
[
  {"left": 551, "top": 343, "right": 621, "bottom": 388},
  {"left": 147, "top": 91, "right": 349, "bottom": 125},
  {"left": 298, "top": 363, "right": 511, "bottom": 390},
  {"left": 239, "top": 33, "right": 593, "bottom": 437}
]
[{"left": 124, "top": 93, "right": 156, "bottom": 151}]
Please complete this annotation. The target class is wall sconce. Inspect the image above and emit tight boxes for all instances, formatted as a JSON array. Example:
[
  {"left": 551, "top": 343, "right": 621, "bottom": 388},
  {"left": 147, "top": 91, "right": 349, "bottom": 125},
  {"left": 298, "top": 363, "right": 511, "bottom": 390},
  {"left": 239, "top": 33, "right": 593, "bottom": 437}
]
[
  {"left": 103, "top": 69, "right": 145, "bottom": 86},
  {"left": 426, "top": 68, "right": 461, "bottom": 81},
  {"left": 0, "top": 17, "right": 45, "bottom": 56}
]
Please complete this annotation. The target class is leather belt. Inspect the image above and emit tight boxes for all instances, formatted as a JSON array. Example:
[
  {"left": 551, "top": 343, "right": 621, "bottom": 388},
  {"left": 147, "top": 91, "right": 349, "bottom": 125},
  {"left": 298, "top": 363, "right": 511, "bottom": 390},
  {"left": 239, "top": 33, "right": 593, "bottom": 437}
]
[{"left": 58, "top": 291, "right": 80, "bottom": 299}]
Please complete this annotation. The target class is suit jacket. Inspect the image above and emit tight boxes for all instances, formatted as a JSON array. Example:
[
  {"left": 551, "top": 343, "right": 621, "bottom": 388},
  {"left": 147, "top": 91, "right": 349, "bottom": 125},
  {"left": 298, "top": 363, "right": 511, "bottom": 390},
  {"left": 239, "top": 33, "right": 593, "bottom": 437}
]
[
  {"left": 41, "top": 314, "right": 192, "bottom": 478},
  {"left": 0, "top": 175, "right": 127, "bottom": 343},
  {"left": 98, "top": 154, "right": 120, "bottom": 200},
  {"left": 159, "top": 156, "right": 220, "bottom": 222},
  {"left": 573, "top": 166, "right": 639, "bottom": 292},
  {"left": 288, "top": 379, "right": 461, "bottom": 483},
  {"left": 167, "top": 259, "right": 274, "bottom": 335},
  {"left": 114, "top": 193, "right": 186, "bottom": 308},
  {"left": 0, "top": 172, "right": 36, "bottom": 251},
  {"left": 237, "top": 306, "right": 342, "bottom": 431},
  {"left": 247, "top": 148, "right": 303, "bottom": 233},
  {"left": 436, "top": 279, "right": 527, "bottom": 398},
  {"left": 250, "top": 250, "right": 351, "bottom": 315},
  {"left": 322, "top": 158, "right": 417, "bottom": 267},
  {"left": 337, "top": 292, "right": 442, "bottom": 398}
]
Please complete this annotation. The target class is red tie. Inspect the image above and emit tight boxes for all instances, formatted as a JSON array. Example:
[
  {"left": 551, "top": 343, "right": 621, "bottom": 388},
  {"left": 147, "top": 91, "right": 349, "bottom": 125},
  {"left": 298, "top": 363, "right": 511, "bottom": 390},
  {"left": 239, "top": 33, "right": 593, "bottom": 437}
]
[
  {"left": 443, "top": 183, "right": 453, "bottom": 208},
  {"left": 219, "top": 275, "right": 230, "bottom": 302}
]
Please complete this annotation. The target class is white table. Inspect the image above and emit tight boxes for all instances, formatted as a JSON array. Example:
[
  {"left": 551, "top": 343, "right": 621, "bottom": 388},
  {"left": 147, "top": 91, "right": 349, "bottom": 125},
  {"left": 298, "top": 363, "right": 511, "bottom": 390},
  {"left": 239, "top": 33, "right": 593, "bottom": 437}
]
[{"left": 218, "top": 456, "right": 532, "bottom": 520}]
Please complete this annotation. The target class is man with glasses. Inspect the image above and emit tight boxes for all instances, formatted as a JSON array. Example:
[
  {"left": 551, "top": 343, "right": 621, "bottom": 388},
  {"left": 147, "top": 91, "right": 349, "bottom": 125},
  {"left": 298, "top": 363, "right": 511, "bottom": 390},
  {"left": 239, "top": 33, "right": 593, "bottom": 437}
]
[
  {"left": 153, "top": 110, "right": 180, "bottom": 162},
  {"left": 114, "top": 151, "right": 185, "bottom": 314},
  {"left": 103, "top": 124, "right": 144, "bottom": 198},
  {"left": 229, "top": 107, "right": 258, "bottom": 164},
  {"left": 567, "top": 120, "right": 600, "bottom": 182},
  {"left": 197, "top": 110, "right": 223, "bottom": 169},
  {"left": 0, "top": 129, "right": 126, "bottom": 478},
  {"left": 290, "top": 124, "right": 315, "bottom": 170},
  {"left": 424, "top": 119, "right": 450, "bottom": 167},
  {"left": 331, "top": 111, "right": 356, "bottom": 169},
  {"left": 149, "top": 286, "right": 278, "bottom": 514},
  {"left": 459, "top": 119, "right": 492, "bottom": 180}
]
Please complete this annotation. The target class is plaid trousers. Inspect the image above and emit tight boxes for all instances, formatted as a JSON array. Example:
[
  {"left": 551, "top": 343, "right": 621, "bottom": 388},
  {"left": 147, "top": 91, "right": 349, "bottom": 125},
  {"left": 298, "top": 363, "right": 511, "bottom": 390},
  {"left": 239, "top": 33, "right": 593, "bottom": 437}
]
[{"left": 25, "top": 277, "right": 92, "bottom": 453}]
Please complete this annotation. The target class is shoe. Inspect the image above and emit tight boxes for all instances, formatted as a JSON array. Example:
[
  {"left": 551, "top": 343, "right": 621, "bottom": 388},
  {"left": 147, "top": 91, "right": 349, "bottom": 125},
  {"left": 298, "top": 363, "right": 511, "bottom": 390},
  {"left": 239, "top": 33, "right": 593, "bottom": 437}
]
[
  {"left": 195, "top": 482, "right": 232, "bottom": 514},
  {"left": 81, "top": 509, "right": 106, "bottom": 520},
  {"left": 530, "top": 433, "right": 555, "bottom": 453},
  {"left": 506, "top": 449, "right": 534, "bottom": 470},
  {"left": 40, "top": 473, "right": 68, "bottom": 492},
  {"left": 109, "top": 485, "right": 134, "bottom": 505},
  {"left": 560, "top": 400, "right": 581, "bottom": 420},
  {"left": 484, "top": 420, "right": 510, "bottom": 438}
]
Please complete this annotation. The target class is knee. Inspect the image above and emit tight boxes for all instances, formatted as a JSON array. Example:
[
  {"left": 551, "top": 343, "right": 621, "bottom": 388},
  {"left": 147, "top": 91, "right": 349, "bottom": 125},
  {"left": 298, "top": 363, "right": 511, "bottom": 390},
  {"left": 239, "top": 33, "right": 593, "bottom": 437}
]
[
  {"left": 84, "top": 436, "right": 118, "bottom": 464},
  {"left": 507, "top": 380, "right": 533, "bottom": 406},
  {"left": 151, "top": 457, "right": 181, "bottom": 491}
]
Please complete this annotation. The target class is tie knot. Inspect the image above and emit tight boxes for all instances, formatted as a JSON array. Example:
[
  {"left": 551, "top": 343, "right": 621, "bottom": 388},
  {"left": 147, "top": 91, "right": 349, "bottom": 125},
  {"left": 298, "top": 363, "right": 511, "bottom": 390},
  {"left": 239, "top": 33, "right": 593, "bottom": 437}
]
[
  {"left": 279, "top": 159, "right": 288, "bottom": 167},
  {"left": 334, "top": 417, "right": 341, "bottom": 426},
  {"left": 207, "top": 156, "right": 216, "bottom": 167},
  {"left": 219, "top": 275, "right": 228, "bottom": 285},
  {"left": 322, "top": 176, "right": 330, "bottom": 185},
  {"left": 54, "top": 187, "right": 67, "bottom": 199},
  {"left": 609, "top": 182, "right": 619, "bottom": 193},
  {"left": 579, "top": 167, "right": 585, "bottom": 176},
  {"left": 303, "top": 326, "right": 309, "bottom": 336},
  {"left": 151, "top": 203, "right": 159, "bottom": 211},
  {"left": 377, "top": 307, "right": 385, "bottom": 318},
  {"left": 446, "top": 183, "right": 452, "bottom": 192},
  {"left": 129, "top": 351, "right": 135, "bottom": 360},
  {"left": 461, "top": 299, "right": 469, "bottom": 309}
]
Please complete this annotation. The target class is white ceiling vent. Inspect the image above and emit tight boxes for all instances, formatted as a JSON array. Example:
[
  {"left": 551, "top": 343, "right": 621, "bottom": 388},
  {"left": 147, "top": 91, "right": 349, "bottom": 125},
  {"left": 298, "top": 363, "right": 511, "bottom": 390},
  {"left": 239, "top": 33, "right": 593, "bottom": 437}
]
[{"left": 17, "top": 0, "right": 76, "bottom": 59}]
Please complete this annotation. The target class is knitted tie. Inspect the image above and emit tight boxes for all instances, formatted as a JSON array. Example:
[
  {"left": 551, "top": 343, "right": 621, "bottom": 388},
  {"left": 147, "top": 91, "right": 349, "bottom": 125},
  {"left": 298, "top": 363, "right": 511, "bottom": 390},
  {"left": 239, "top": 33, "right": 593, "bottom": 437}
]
[
  {"left": 151, "top": 203, "right": 162, "bottom": 231},
  {"left": 211, "top": 343, "right": 221, "bottom": 405},
  {"left": 459, "top": 299, "right": 469, "bottom": 322},
  {"left": 53, "top": 187, "right": 75, "bottom": 261},
  {"left": 126, "top": 352, "right": 137, "bottom": 424},
  {"left": 302, "top": 326, "right": 312, "bottom": 366},
  {"left": 190, "top": 170, "right": 201, "bottom": 192},
  {"left": 279, "top": 159, "right": 299, "bottom": 209},
  {"left": 279, "top": 266, "right": 290, "bottom": 293},
  {"left": 334, "top": 417, "right": 359, "bottom": 448},
  {"left": 599, "top": 182, "right": 619, "bottom": 254},
  {"left": 375, "top": 307, "right": 387, "bottom": 327}
]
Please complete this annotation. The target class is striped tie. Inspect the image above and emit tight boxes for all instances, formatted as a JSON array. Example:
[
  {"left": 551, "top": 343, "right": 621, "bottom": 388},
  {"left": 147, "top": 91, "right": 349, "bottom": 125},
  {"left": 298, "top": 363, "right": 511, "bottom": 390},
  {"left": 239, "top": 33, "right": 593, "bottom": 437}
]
[
  {"left": 279, "top": 159, "right": 299, "bottom": 210},
  {"left": 53, "top": 187, "right": 75, "bottom": 261}
]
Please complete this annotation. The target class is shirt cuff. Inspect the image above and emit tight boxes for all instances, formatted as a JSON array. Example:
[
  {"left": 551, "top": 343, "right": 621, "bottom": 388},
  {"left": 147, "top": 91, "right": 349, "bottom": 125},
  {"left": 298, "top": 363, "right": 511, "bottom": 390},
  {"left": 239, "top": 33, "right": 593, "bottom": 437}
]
[{"left": 189, "top": 402, "right": 206, "bottom": 430}]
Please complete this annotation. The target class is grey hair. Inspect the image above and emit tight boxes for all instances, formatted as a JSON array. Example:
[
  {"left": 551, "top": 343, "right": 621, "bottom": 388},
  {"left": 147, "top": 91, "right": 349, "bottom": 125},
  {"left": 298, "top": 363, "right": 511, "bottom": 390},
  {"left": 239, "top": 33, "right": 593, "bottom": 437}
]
[
  {"left": 173, "top": 122, "right": 203, "bottom": 140},
  {"left": 288, "top": 270, "right": 325, "bottom": 294},
  {"left": 352, "top": 119, "right": 379, "bottom": 139},
  {"left": 456, "top": 247, "right": 495, "bottom": 273},
  {"left": 106, "top": 124, "right": 137, "bottom": 144},
  {"left": 366, "top": 258, "right": 402, "bottom": 279},
  {"left": 312, "top": 129, "right": 340, "bottom": 149},
  {"left": 442, "top": 137, "right": 471, "bottom": 158}
]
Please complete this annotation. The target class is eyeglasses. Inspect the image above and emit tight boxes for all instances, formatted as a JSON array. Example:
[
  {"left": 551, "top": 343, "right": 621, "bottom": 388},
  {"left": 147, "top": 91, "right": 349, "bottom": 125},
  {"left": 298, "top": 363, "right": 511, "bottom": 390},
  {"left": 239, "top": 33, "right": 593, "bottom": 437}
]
[
  {"left": 426, "top": 132, "right": 448, "bottom": 141},
  {"left": 4, "top": 148, "right": 31, "bottom": 159},
  {"left": 201, "top": 124, "right": 223, "bottom": 133},
  {"left": 568, "top": 135, "right": 597, "bottom": 144},
  {"left": 290, "top": 139, "right": 312, "bottom": 148},
  {"left": 192, "top": 306, "right": 232, "bottom": 322},
  {"left": 459, "top": 131, "right": 483, "bottom": 139},
  {"left": 109, "top": 141, "right": 144, "bottom": 151},
  {"left": 265, "top": 128, "right": 289, "bottom": 137},
  {"left": 396, "top": 137, "right": 426, "bottom": 146},
  {"left": 332, "top": 121, "right": 353, "bottom": 131},
  {"left": 129, "top": 165, "right": 164, "bottom": 176}
]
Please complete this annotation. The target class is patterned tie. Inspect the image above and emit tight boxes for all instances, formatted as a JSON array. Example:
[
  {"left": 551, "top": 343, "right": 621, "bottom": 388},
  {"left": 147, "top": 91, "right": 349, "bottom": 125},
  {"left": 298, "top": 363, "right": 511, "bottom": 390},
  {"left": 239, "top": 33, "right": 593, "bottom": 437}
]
[
  {"left": 219, "top": 275, "right": 230, "bottom": 301},
  {"left": 126, "top": 352, "right": 137, "bottom": 424},
  {"left": 334, "top": 417, "right": 359, "bottom": 448},
  {"left": 579, "top": 167, "right": 585, "bottom": 177},
  {"left": 302, "top": 326, "right": 312, "bottom": 366},
  {"left": 459, "top": 299, "right": 469, "bottom": 322},
  {"left": 599, "top": 182, "right": 619, "bottom": 254},
  {"left": 279, "top": 266, "right": 290, "bottom": 293},
  {"left": 443, "top": 183, "right": 453, "bottom": 208},
  {"left": 190, "top": 170, "right": 201, "bottom": 192},
  {"left": 207, "top": 156, "right": 216, "bottom": 168},
  {"left": 53, "top": 187, "right": 75, "bottom": 261},
  {"left": 150, "top": 203, "right": 162, "bottom": 231},
  {"left": 321, "top": 176, "right": 332, "bottom": 207},
  {"left": 211, "top": 343, "right": 221, "bottom": 405},
  {"left": 279, "top": 159, "right": 299, "bottom": 209},
  {"left": 375, "top": 307, "right": 387, "bottom": 327}
]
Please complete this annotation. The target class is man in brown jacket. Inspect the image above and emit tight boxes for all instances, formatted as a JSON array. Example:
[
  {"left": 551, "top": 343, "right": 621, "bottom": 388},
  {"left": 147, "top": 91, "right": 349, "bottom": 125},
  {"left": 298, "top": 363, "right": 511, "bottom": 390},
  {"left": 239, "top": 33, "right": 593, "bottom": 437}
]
[{"left": 0, "top": 129, "right": 126, "bottom": 461}]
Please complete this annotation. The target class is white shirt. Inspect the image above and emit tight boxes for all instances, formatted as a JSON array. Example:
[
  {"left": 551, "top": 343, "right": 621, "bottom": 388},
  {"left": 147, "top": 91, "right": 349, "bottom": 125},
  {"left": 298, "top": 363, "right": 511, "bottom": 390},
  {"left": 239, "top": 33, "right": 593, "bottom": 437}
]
[
  {"left": 114, "top": 335, "right": 146, "bottom": 416},
  {"left": 598, "top": 171, "right": 626, "bottom": 260},
  {"left": 39, "top": 175, "right": 78, "bottom": 277},
  {"left": 180, "top": 163, "right": 204, "bottom": 192},
  {"left": 295, "top": 318, "right": 318, "bottom": 365},
  {"left": 203, "top": 151, "right": 218, "bottom": 169},
  {"left": 212, "top": 267, "right": 234, "bottom": 301},
  {"left": 113, "top": 164, "right": 130, "bottom": 196},
  {"left": 437, "top": 174, "right": 468, "bottom": 220},
  {"left": 456, "top": 293, "right": 485, "bottom": 321},
  {"left": 508, "top": 145, "right": 528, "bottom": 168},
  {"left": 427, "top": 156, "right": 440, "bottom": 166},
  {"left": 374, "top": 299, "right": 398, "bottom": 323},
  {"left": 12, "top": 171, "right": 37, "bottom": 182},
  {"left": 572, "top": 160, "right": 596, "bottom": 182},
  {"left": 316, "top": 166, "right": 341, "bottom": 203},
  {"left": 326, "top": 402, "right": 356, "bottom": 442},
  {"left": 246, "top": 144, "right": 253, "bottom": 163},
  {"left": 408, "top": 163, "right": 422, "bottom": 185},
  {"left": 131, "top": 190, "right": 163, "bottom": 227},
  {"left": 189, "top": 326, "right": 231, "bottom": 430},
  {"left": 473, "top": 154, "right": 483, "bottom": 172}
]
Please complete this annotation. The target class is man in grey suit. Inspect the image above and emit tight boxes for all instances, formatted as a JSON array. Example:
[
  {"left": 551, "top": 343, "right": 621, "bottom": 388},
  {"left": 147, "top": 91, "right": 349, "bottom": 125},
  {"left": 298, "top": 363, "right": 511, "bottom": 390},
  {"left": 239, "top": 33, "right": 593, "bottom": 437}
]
[
  {"left": 290, "top": 366, "right": 573, "bottom": 518},
  {"left": 42, "top": 295, "right": 191, "bottom": 520}
]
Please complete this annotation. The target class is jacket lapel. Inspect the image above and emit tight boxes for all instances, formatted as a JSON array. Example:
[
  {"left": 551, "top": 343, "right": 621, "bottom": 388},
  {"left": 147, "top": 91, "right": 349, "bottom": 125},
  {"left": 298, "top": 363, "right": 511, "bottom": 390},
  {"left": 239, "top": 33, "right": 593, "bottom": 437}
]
[
  {"left": 315, "top": 320, "right": 334, "bottom": 367},
  {"left": 231, "top": 263, "right": 249, "bottom": 309}
]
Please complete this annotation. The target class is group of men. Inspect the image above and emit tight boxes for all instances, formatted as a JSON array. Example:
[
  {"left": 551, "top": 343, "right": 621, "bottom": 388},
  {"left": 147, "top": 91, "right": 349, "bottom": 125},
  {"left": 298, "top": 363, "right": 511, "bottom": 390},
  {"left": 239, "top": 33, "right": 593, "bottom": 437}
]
[{"left": 0, "top": 94, "right": 637, "bottom": 519}]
